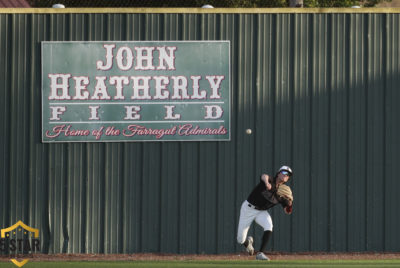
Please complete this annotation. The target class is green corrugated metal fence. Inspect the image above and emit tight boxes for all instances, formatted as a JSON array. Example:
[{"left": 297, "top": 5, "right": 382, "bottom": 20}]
[{"left": 0, "top": 9, "right": 400, "bottom": 254}]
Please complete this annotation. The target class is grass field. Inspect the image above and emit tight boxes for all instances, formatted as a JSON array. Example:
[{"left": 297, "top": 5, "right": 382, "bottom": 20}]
[{"left": 0, "top": 260, "right": 400, "bottom": 268}]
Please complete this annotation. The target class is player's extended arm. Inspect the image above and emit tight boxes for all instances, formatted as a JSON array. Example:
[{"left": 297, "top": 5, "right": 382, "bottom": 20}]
[{"left": 261, "top": 174, "right": 272, "bottom": 190}]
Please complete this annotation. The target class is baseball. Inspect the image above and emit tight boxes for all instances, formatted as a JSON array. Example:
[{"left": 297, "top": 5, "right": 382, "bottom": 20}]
[{"left": 246, "top": 129, "right": 252, "bottom": 135}]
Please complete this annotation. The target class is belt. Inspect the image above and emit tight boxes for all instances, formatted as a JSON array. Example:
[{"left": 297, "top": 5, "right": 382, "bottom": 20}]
[{"left": 247, "top": 202, "right": 263, "bottom": 210}]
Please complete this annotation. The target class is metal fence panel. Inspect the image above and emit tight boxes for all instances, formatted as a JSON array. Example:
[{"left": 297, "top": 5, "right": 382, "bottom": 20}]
[{"left": 0, "top": 9, "right": 400, "bottom": 254}]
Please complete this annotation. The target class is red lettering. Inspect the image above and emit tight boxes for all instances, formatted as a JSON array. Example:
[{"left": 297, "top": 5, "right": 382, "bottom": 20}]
[{"left": 45, "top": 125, "right": 90, "bottom": 138}]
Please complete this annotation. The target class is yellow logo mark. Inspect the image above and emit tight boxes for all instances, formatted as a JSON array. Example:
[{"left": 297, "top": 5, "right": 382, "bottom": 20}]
[
  {"left": 10, "top": 259, "right": 29, "bottom": 267},
  {"left": 1, "top": 221, "right": 39, "bottom": 238},
  {"left": 1, "top": 221, "right": 40, "bottom": 267}
]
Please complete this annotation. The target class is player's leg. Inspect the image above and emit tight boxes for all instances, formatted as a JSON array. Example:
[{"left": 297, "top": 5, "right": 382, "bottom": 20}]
[
  {"left": 254, "top": 210, "right": 273, "bottom": 260},
  {"left": 237, "top": 201, "right": 258, "bottom": 255}
]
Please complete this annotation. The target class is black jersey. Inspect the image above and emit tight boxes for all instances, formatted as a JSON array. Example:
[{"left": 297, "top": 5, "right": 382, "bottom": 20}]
[{"left": 246, "top": 176, "right": 290, "bottom": 210}]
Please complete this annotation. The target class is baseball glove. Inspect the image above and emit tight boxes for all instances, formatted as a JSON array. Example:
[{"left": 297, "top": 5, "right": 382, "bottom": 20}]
[
  {"left": 277, "top": 184, "right": 293, "bottom": 214},
  {"left": 276, "top": 184, "right": 293, "bottom": 202}
]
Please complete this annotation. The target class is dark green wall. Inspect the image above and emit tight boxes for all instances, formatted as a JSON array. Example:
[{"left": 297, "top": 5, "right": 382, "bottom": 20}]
[{"left": 1, "top": 9, "right": 399, "bottom": 254}]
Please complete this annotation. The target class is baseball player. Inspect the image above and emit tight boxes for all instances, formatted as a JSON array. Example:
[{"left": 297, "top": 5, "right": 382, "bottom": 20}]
[{"left": 237, "top": 165, "right": 293, "bottom": 261}]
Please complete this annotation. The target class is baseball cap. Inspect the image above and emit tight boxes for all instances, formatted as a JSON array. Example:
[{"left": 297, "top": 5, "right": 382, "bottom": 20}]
[{"left": 278, "top": 165, "right": 293, "bottom": 176}]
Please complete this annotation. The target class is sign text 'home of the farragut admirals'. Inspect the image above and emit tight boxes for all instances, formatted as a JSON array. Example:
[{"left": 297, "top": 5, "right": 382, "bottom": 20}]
[{"left": 42, "top": 41, "right": 230, "bottom": 142}]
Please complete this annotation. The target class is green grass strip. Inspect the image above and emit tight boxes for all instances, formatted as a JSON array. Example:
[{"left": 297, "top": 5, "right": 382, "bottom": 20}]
[{"left": 0, "top": 260, "right": 400, "bottom": 268}]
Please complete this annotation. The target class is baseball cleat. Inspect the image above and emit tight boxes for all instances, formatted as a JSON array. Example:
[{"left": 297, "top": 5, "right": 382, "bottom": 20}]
[
  {"left": 256, "top": 252, "right": 270, "bottom": 261},
  {"left": 245, "top": 236, "right": 254, "bottom": 255}
]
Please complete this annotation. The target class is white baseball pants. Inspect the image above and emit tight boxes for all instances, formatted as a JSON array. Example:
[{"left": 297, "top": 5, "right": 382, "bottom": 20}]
[{"left": 237, "top": 200, "right": 273, "bottom": 244}]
